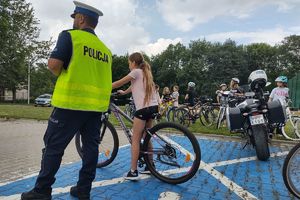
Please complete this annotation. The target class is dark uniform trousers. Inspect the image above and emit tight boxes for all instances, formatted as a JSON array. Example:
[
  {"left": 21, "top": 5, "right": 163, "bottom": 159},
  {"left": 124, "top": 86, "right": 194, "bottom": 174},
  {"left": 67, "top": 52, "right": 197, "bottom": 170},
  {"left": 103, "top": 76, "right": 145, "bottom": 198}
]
[{"left": 34, "top": 107, "right": 102, "bottom": 195}]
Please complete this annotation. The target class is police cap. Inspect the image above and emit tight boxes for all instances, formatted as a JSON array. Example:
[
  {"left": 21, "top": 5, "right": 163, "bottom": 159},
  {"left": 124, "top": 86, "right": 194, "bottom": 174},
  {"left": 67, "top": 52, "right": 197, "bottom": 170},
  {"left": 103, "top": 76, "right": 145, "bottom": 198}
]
[{"left": 71, "top": 1, "right": 103, "bottom": 22}]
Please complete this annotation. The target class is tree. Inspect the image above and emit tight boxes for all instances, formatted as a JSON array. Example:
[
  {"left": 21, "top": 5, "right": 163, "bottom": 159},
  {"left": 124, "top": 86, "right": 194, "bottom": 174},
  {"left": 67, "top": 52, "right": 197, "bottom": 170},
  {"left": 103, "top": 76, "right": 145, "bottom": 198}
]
[
  {"left": 245, "top": 43, "right": 279, "bottom": 84},
  {"left": 278, "top": 35, "right": 300, "bottom": 78},
  {"left": 0, "top": 0, "right": 51, "bottom": 102},
  {"left": 151, "top": 43, "right": 187, "bottom": 90},
  {"left": 30, "top": 63, "right": 56, "bottom": 98}
]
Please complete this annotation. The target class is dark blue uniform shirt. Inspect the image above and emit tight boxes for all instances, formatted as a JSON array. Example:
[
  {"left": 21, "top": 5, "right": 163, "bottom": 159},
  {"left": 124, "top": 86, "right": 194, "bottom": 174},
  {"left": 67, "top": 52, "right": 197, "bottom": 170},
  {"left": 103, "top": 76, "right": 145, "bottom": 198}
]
[{"left": 50, "top": 28, "right": 96, "bottom": 69}]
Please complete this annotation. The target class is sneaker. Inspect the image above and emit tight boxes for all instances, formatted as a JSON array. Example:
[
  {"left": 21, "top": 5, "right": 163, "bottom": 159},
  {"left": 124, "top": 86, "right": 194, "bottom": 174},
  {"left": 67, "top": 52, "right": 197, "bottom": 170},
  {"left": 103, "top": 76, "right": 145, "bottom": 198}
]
[
  {"left": 124, "top": 170, "right": 139, "bottom": 180},
  {"left": 21, "top": 189, "right": 51, "bottom": 200},
  {"left": 70, "top": 186, "right": 90, "bottom": 200}
]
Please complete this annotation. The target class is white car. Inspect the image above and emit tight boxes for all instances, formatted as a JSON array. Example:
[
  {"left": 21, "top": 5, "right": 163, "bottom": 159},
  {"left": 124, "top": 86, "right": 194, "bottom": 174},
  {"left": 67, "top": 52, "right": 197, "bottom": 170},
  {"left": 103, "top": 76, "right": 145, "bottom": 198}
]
[{"left": 34, "top": 94, "right": 52, "bottom": 107}]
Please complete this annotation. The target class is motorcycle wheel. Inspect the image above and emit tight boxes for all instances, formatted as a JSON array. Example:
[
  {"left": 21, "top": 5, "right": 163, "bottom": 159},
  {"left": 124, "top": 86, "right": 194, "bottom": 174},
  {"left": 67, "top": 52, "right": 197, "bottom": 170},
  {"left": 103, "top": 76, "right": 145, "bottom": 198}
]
[{"left": 251, "top": 125, "right": 270, "bottom": 161}]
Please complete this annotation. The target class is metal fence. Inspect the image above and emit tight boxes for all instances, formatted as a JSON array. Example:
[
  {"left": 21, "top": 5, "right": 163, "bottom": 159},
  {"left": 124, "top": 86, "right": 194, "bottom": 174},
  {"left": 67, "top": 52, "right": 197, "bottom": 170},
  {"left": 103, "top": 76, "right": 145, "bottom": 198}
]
[{"left": 289, "top": 73, "right": 300, "bottom": 109}]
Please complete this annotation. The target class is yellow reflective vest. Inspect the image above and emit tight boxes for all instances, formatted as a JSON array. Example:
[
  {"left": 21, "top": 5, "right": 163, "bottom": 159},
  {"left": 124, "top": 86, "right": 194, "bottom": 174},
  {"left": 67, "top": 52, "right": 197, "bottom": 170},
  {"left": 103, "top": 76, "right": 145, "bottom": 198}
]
[{"left": 51, "top": 29, "right": 112, "bottom": 112}]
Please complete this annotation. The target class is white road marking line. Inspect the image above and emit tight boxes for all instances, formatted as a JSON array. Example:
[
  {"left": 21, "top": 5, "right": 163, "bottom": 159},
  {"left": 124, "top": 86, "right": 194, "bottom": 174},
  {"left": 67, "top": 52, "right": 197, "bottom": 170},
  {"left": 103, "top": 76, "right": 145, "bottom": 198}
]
[
  {"left": 209, "top": 151, "right": 289, "bottom": 168},
  {"left": 0, "top": 139, "right": 288, "bottom": 200},
  {"left": 0, "top": 144, "right": 131, "bottom": 187},
  {"left": 0, "top": 174, "right": 152, "bottom": 200},
  {"left": 158, "top": 191, "right": 181, "bottom": 200},
  {"left": 159, "top": 135, "right": 258, "bottom": 200},
  {"left": 201, "top": 161, "right": 257, "bottom": 200}
]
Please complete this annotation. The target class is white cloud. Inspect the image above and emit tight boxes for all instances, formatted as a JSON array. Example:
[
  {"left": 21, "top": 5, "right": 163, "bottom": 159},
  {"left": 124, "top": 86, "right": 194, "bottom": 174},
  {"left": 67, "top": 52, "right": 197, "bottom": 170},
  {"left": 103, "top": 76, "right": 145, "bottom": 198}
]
[
  {"left": 202, "top": 26, "right": 300, "bottom": 45},
  {"left": 28, "top": 0, "right": 151, "bottom": 55},
  {"left": 156, "top": 0, "right": 300, "bottom": 32},
  {"left": 129, "top": 38, "right": 183, "bottom": 56}
]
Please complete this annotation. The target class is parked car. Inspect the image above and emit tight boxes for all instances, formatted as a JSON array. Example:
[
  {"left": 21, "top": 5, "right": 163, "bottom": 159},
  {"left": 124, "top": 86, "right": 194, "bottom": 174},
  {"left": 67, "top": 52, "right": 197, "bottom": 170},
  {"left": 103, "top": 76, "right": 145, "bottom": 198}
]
[{"left": 34, "top": 94, "right": 52, "bottom": 107}]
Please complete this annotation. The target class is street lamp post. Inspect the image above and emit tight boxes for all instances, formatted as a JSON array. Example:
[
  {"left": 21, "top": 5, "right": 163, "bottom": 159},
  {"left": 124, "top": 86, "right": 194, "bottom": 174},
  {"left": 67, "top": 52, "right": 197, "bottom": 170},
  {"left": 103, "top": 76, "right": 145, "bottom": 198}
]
[{"left": 27, "top": 65, "right": 30, "bottom": 104}]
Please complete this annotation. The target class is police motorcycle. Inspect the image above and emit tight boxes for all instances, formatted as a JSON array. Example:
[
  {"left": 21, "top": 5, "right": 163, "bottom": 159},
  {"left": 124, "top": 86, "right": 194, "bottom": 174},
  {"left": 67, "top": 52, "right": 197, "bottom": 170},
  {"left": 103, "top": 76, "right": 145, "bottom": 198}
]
[{"left": 226, "top": 70, "right": 286, "bottom": 161}]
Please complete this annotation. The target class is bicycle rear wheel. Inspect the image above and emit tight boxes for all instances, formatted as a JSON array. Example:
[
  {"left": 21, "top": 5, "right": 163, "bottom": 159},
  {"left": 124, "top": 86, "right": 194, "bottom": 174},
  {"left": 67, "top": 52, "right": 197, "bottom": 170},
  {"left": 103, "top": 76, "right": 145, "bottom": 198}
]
[
  {"left": 174, "top": 107, "right": 190, "bottom": 127},
  {"left": 75, "top": 120, "right": 119, "bottom": 168},
  {"left": 143, "top": 122, "right": 201, "bottom": 184},
  {"left": 199, "top": 106, "right": 217, "bottom": 127},
  {"left": 282, "top": 143, "right": 300, "bottom": 198}
]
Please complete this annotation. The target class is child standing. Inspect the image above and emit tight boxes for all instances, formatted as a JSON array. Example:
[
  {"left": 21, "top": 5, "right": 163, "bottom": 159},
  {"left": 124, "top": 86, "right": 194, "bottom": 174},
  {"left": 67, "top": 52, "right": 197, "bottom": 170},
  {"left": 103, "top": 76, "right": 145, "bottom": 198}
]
[
  {"left": 112, "top": 52, "right": 158, "bottom": 180},
  {"left": 268, "top": 76, "right": 289, "bottom": 136},
  {"left": 269, "top": 76, "right": 289, "bottom": 106},
  {"left": 171, "top": 85, "right": 180, "bottom": 108},
  {"left": 216, "top": 83, "right": 227, "bottom": 104},
  {"left": 161, "top": 87, "right": 171, "bottom": 102}
]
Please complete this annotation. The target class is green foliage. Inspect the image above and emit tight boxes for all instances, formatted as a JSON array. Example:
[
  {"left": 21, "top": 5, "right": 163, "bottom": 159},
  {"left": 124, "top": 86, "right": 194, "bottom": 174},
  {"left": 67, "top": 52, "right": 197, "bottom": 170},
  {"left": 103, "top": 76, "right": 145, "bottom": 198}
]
[
  {"left": 30, "top": 63, "right": 56, "bottom": 98},
  {"left": 110, "top": 35, "right": 299, "bottom": 101},
  {"left": 0, "top": 0, "right": 52, "bottom": 102}
]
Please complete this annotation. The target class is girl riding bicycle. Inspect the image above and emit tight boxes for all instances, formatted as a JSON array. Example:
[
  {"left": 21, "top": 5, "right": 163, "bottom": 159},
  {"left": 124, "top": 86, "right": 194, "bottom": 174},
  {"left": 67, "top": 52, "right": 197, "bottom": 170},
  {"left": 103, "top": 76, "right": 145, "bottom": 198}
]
[{"left": 112, "top": 52, "right": 158, "bottom": 180}]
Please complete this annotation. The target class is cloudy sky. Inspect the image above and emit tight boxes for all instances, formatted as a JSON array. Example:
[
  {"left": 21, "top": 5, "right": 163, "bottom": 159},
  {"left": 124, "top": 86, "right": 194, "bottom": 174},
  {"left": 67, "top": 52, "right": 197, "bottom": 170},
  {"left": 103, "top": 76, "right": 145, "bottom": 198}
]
[{"left": 27, "top": 0, "right": 300, "bottom": 56}]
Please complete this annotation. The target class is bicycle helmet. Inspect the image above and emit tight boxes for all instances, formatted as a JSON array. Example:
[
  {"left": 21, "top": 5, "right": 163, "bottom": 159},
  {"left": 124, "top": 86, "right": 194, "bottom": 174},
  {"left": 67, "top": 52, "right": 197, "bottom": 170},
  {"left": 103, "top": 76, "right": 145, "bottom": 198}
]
[
  {"left": 275, "top": 76, "right": 288, "bottom": 83},
  {"left": 231, "top": 78, "right": 240, "bottom": 84},
  {"left": 188, "top": 82, "right": 196, "bottom": 87},
  {"left": 219, "top": 83, "right": 227, "bottom": 87}
]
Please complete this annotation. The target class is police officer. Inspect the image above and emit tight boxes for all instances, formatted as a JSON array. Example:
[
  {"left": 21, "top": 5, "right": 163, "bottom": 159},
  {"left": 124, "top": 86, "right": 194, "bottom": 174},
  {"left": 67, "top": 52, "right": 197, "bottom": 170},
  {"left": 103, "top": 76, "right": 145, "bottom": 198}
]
[{"left": 21, "top": 1, "right": 112, "bottom": 200}]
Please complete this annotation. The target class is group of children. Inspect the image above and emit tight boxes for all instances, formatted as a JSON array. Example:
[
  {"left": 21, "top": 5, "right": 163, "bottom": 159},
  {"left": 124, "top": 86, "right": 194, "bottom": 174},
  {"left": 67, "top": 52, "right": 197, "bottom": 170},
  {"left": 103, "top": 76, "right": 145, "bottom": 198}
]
[
  {"left": 112, "top": 52, "right": 289, "bottom": 181},
  {"left": 158, "top": 85, "right": 180, "bottom": 107},
  {"left": 216, "top": 76, "right": 289, "bottom": 105}
]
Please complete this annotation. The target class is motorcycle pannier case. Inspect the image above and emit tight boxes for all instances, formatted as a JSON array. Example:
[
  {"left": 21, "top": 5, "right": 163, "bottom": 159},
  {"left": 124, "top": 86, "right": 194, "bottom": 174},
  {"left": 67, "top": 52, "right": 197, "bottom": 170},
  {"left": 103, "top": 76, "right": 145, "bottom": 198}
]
[
  {"left": 267, "top": 100, "right": 286, "bottom": 124},
  {"left": 226, "top": 107, "right": 244, "bottom": 130}
]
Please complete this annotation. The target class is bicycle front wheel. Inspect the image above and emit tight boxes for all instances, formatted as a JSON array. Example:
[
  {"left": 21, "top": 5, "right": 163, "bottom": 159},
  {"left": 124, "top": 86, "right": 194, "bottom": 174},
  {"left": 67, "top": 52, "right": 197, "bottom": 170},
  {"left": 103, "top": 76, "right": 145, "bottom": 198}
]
[
  {"left": 143, "top": 122, "right": 201, "bottom": 184},
  {"left": 295, "top": 119, "right": 300, "bottom": 138},
  {"left": 280, "top": 119, "right": 300, "bottom": 140},
  {"left": 174, "top": 107, "right": 190, "bottom": 127},
  {"left": 75, "top": 120, "right": 119, "bottom": 168},
  {"left": 282, "top": 143, "right": 300, "bottom": 198},
  {"left": 216, "top": 107, "right": 225, "bottom": 129}
]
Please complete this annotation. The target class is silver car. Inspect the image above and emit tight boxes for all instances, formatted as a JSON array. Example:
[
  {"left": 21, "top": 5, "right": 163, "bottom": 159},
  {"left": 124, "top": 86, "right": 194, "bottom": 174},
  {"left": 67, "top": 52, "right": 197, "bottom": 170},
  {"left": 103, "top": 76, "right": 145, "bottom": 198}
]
[{"left": 34, "top": 94, "right": 52, "bottom": 107}]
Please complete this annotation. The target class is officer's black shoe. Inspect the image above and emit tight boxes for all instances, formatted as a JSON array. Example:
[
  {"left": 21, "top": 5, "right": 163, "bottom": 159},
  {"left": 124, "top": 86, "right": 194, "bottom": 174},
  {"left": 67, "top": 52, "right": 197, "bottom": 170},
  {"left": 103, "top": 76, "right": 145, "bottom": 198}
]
[
  {"left": 70, "top": 186, "right": 90, "bottom": 200},
  {"left": 21, "top": 189, "right": 51, "bottom": 200}
]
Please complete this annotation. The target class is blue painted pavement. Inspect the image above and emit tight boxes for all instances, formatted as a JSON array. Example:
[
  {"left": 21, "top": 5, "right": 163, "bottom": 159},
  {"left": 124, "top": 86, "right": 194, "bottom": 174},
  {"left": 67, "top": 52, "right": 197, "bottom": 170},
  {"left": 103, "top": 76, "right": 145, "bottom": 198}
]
[{"left": 0, "top": 137, "right": 295, "bottom": 200}]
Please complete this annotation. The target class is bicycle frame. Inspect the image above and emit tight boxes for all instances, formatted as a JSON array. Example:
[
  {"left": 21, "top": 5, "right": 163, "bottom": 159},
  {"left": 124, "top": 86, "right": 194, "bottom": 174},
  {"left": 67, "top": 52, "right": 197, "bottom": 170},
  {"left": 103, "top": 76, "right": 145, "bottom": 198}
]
[
  {"left": 108, "top": 101, "right": 170, "bottom": 149},
  {"left": 109, "top": 102, "right": 134, "bottom": 144}
]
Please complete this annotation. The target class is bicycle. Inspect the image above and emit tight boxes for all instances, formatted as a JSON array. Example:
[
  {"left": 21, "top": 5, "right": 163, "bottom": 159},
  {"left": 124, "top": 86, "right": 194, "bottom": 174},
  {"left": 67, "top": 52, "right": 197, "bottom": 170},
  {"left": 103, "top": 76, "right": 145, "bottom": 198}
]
[
  {"left": 172, "top": 97, "right": 216, "bottom": 127},
  {"left": 157, "top": 98, "right": 174, "bottom": 122},
  {"left": 282, "top": 142, "right": 300, "bottom": 198},
  {"left": 199, "top": 98, "right": 218, "bottom": 127},
  {"left": 216, "top": 92, "right": 247, "bottom": 129},
  {"left": 173, "top": 101, "right": 201, "bottom": 127},
  {"left": 75, "top": 93, "right": 201, "bottom": 184},
  {"left": 279, "top": 101, "right": 300, "bottom": 140}
]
